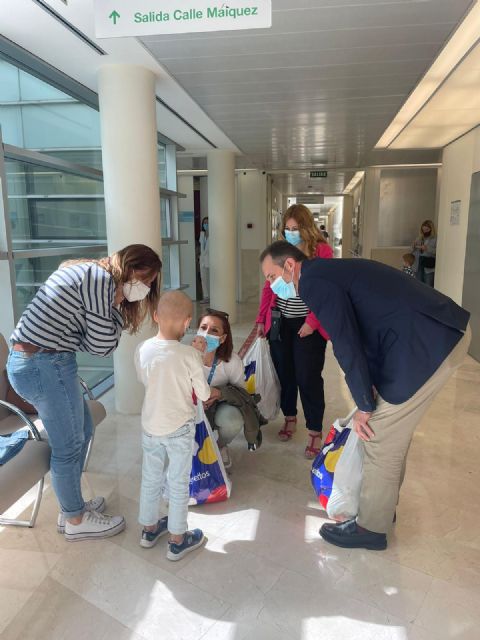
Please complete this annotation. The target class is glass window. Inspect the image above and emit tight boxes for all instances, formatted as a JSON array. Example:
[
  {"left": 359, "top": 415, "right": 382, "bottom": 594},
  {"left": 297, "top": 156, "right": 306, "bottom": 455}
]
[
  {"left": 162, "top": 244, "right": 171, "bottom": 289},
  {"left": 160, "top": 197, "right": 172, "bottom": 240},
  {"left": 0, "top": 60, "right": 101, "bottom": 157},
  {"left": 3, "top": 152, "right": 111, "bottom": 390},
  {"left": 6, "top": 159, "right": 105, "bottom": 248},
  {"left": 158, "top": 144, "right": 167, "bottom": 188}
]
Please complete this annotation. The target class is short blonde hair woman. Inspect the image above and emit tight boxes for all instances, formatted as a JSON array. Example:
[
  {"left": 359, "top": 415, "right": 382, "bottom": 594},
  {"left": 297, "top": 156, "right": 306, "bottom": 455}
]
[{"left": 7, "top": 244, "right": 161, "bottom": 542}]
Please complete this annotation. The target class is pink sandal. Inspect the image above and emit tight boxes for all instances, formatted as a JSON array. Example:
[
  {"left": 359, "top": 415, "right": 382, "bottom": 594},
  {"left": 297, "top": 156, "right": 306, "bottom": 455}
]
[
  {"left": 278, "top": 417, "right": 297, "bottom": 442},
  {"left": 305, "top": 432, "right": 323, "bottom": 459}
]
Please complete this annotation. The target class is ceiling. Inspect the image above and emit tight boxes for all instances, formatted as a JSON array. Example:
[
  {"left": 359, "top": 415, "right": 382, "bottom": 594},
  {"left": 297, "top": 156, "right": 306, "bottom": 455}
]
[{"left": 141, "top": 0, "right": 473, "bottom": 193}]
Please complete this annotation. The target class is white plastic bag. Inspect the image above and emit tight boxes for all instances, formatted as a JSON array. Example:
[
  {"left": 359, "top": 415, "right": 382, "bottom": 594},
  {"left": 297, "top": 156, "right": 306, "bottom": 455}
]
[
  {"left": 243, "top": 337, "right": 280, "bottom": 421},
  {"left": 327, "top": 422, "right": 364, "bottom": 521}
]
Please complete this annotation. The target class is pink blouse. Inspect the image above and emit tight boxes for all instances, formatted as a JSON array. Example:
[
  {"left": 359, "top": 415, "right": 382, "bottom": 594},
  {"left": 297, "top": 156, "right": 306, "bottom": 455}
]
[{"left": 256, "top": 242, "right": 333, "bottom": 340}]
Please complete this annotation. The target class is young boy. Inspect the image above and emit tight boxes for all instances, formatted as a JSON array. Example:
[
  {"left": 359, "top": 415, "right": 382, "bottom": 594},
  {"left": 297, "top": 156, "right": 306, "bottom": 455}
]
[
  {"left": 135, "top": 291, "right": 211, "bottom": 560},
  {"left": 402, "top": 253, "right": 416, "bottom": 277}
]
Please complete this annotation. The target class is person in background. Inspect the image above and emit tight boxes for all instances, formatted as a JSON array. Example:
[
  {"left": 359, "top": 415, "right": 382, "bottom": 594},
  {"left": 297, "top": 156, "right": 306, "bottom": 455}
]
[
  {"left": 192, "top": 309, "right": 248, "bottom": 470},
  {"left": 402, "top": 253, "right": 416, "bottom": 277},
  {"left": 135, "top": 291, "right": 210, "bottom": 560},
  {"left": 256, "top": 204, "right": 333, "bottom": 459},
  {"left": 7, "top": 244, "right": 162, "bottom": 541},
  {"left": 199, "top": 216, "right": 210, "bottom": 303},
  {"left": 320, "top": 224, "right": 329, "bottom": 240},
  {"left": 412, "top": 219, "right": 437, "bottom": 287}
]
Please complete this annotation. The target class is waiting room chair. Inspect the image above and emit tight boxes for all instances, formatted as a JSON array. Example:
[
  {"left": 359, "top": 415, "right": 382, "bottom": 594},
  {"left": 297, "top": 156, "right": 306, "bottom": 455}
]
[{"left": 0, "top": 334, "right": 106, "bottom": 527}]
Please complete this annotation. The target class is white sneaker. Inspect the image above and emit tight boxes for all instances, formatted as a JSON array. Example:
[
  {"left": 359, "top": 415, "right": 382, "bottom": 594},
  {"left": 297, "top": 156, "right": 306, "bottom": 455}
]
[
  {"left": 57, "top": 496, "right": 106, "bottom": 533},
  {"left": 64, "top": 510, "right": 125, "bottom": 542},
  {"left": 220, "top": 446, "right": 232, "bottom": 470}
]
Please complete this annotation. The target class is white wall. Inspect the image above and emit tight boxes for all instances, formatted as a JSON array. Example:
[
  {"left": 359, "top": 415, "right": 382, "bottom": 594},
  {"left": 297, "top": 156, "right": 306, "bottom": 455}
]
[
  {"left": 436, "top": 126, "right": 480, "bottom": 303},
  {"left": 236, "top": 171, "right": 268, "bottom": 302},
  {"left": 177, "top": 175, "right": 196, "bottom": 299}
]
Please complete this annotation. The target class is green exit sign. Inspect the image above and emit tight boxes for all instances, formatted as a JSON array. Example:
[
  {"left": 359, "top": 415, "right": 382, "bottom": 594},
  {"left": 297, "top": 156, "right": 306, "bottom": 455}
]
[{"left": 310, "top": 170, "right": 328, "bottom": 178}]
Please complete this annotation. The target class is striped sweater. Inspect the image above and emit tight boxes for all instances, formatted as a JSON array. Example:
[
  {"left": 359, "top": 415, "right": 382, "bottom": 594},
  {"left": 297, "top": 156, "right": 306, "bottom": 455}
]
[{"left": 11, "top": 262, "right": 123, "bottom": 356}]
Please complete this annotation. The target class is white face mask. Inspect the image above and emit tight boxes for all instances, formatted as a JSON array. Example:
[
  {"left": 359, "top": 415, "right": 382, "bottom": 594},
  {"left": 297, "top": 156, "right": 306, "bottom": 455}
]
[{"left": 123, "top": 279, "right": 151, "bottom": 302}]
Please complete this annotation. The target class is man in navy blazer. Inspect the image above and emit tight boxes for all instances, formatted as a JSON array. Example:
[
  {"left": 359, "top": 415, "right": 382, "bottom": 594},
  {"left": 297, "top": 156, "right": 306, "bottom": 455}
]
[{"left": 261, "top": 241, "right": 471, "bottom": 550}]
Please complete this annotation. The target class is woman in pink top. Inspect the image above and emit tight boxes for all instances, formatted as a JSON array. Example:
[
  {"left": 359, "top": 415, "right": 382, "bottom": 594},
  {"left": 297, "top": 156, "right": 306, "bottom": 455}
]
[{"left": 256, "top": 204, "right": 333, "bottom": 458}]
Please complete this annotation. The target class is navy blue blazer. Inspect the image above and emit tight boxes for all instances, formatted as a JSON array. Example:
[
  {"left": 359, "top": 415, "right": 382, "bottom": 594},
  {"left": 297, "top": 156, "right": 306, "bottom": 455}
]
[{"left": 299, "top": 258, "right": 470, "bottom": 412}]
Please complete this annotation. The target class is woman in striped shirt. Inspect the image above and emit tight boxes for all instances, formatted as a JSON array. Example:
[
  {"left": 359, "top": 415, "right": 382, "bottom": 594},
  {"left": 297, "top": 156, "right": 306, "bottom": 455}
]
[
  {"left": 7, "top": 244, "right": 161, "bottom": 541},
  {"left": 256, "top": 205, "right": 333, "bottom": 459}
]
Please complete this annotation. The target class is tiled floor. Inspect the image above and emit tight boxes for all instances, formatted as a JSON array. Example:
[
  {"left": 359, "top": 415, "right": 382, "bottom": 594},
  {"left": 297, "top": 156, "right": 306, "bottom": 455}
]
[{"left": 1, "top": 310, "right": 480, "bottom": 640}]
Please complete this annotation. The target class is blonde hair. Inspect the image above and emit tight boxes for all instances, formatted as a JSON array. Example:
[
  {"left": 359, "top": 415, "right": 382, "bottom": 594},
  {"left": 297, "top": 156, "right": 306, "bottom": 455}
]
[
  {"left": 281, "top": 204, "right": 326, "bottom": 258},
  {"left": 61, "top": 244, "right": 162, "bottom": 334},
  {"left": 420, "top": 219, "right": 436, "bottom": 238}
]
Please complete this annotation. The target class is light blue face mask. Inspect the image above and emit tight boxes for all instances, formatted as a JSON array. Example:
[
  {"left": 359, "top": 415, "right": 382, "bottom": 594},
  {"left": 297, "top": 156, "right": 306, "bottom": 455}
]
[
  {"left": 197, "top": 330, "right": 220, "bottom": 353},
  {"left": 270, "top": 266, "right": 297, "bottom": 300},
  {"left": 285, "top": 229, "right": 302, "bottom": 246}
]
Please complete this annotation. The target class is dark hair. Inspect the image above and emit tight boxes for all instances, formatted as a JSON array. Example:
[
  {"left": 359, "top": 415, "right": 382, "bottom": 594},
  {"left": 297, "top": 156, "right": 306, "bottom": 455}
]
[
  {"left": 197, "top": 308, "right": 234, "bottom": 362},
  {"left": 202, "top": 217, "right": 208, "bottom": 228},
  {"left": 259, "top": 241, "right": 306, "bottom": 267},
  {"left": 320, "top": 224, "right": 326, "bottom": 230}
]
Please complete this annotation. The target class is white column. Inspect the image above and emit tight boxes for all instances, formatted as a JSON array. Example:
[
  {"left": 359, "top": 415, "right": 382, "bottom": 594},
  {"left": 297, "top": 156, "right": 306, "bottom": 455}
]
[
  {"left": 98, "top": 64, "right": 161, "bottom": 414},
  {"left": 207, "top": 150, "right": 237, "bottom": 322}
]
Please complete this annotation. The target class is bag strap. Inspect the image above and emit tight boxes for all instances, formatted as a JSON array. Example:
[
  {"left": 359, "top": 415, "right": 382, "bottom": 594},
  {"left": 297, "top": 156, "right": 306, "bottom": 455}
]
[{"left": 207, "top": 355, "right": 219, "bottom": 385}]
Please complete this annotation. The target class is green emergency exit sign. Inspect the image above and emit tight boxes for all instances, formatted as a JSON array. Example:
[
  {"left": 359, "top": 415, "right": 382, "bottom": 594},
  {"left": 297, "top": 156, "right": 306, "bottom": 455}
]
[{"left": 310, "top": 171, "right": 328, "bottom": 178}]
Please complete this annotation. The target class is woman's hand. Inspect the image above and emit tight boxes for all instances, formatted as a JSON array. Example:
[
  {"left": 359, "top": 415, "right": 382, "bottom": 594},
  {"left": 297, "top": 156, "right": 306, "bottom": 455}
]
[
  {"left": 204, "top": 387, "right": 221, "bottom": 408},
  {"left": 114, "top": 287, "right": 125, "bottom": 307},
  {"left": 256, "top": 323, "right": 265, "bottom": 338},
  {"left": 298, "top": 322, "right": 314, "bottom": 338}
]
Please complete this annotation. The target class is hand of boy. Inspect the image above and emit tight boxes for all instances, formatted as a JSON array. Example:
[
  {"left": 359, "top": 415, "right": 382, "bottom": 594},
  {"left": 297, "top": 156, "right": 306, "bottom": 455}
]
[{"left": 192, "top": 335, "right": 207, "bottom": 353}]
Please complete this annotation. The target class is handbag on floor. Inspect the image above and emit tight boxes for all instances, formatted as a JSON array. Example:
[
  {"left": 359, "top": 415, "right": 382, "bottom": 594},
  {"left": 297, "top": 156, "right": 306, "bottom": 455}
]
[
  {"left": 243, "top": 337, "right": 280, "bottom": 421},
  {"left": 311, "top": 408, "right": 363, "bottom": 520}
]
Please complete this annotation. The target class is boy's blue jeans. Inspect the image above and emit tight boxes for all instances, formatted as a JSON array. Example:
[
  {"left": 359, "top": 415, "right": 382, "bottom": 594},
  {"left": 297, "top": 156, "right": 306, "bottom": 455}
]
[
  {"left": 139, "top": 421, "right": 195, "bottom": 535},
  {"left": 7, "top": 350, "right": 92, "bottom": 518}
]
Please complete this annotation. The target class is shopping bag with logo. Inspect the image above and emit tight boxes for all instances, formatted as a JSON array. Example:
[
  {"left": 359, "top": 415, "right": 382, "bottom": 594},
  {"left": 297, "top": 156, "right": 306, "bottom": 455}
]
[
  {"left": 311, "top": 408, "right": 362, "bottom": 520},
  {"left": 189, "top": 403, "right": 232, "bottom": 505},
  {"left": 327, "top": 425, "right": 363, "bottom": 521},
  {"left": 243, "top": 337, "right": 280, "bottom": 421}
]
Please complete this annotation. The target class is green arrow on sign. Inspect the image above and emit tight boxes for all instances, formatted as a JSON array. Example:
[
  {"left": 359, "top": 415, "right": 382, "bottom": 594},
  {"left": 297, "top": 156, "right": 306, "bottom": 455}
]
[{"left": 109, "top": 10, "right": 120, "bottom": 25}]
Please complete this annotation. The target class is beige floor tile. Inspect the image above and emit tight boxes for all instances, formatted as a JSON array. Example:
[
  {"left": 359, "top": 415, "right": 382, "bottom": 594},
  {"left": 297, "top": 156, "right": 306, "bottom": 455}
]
[
  {"left": 0, "top": 548, "right": 60, "bottom": 634},
  {"left": 1, "top": 576, "right": 145, "bottom": 640}
]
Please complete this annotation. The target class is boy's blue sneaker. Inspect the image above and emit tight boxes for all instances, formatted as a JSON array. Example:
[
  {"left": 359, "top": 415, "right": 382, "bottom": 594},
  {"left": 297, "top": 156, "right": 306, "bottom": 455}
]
[
  {"left": 140, "top": 516, "right": 169, "bottom": 548},
  {"left": 166, "top": 529, "right": 206, "bottom": 561}
]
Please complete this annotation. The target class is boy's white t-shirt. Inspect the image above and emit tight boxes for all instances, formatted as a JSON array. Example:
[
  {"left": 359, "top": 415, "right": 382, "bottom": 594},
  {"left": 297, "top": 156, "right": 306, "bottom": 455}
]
[
  {"left": 203, "top": 352, "right": 246, "bottom": 388},
  {"left": 135, "top": 338, "right": 210, "bottom": 437}
]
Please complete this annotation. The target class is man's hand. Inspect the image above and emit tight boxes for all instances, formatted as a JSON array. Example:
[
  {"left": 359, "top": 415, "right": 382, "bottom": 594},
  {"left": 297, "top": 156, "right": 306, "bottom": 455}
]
[
  {"left": 204, "top": 387, "right": 221, "bottom": 408},
  {"left": 353, "top": 410, "right": 375, "bottom": 441},
  {"left": 256, "top": 323, "right": 265, "bottom": 338},
  {"left": 298, "top": 322, "right": 314, "bottom": 338}
]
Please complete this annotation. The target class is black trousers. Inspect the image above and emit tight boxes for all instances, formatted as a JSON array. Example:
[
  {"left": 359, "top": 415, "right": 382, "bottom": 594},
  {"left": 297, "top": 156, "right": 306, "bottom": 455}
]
[{"left": 269, "top": 316, "right": 326, "bottom": 432}]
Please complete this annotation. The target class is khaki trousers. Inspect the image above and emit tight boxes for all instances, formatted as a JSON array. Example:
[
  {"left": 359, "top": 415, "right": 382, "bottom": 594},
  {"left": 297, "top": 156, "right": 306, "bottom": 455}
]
[{"left": 357, "top": 325, "right": 471, "bottom": 534}]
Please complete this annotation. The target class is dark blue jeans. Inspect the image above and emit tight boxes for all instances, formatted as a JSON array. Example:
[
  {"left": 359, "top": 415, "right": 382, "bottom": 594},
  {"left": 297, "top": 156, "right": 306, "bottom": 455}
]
[{"left": 7, "top": 351, "right": 93, "bottom": 518}]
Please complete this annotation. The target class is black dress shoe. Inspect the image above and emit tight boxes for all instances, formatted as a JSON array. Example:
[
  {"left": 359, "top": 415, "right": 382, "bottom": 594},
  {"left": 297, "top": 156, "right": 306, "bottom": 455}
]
[{"left": 320, "top": 518, "right": 387, "bottom": 550}]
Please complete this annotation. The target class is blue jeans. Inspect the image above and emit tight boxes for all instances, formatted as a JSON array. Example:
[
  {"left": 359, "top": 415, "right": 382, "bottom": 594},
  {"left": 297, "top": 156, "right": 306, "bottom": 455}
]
[
  {"left": 6, "top": 351, "right": 93, "bottom": 518},
  {"left": 139, "top": 421, "right": 195, "bottom": 535}
]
